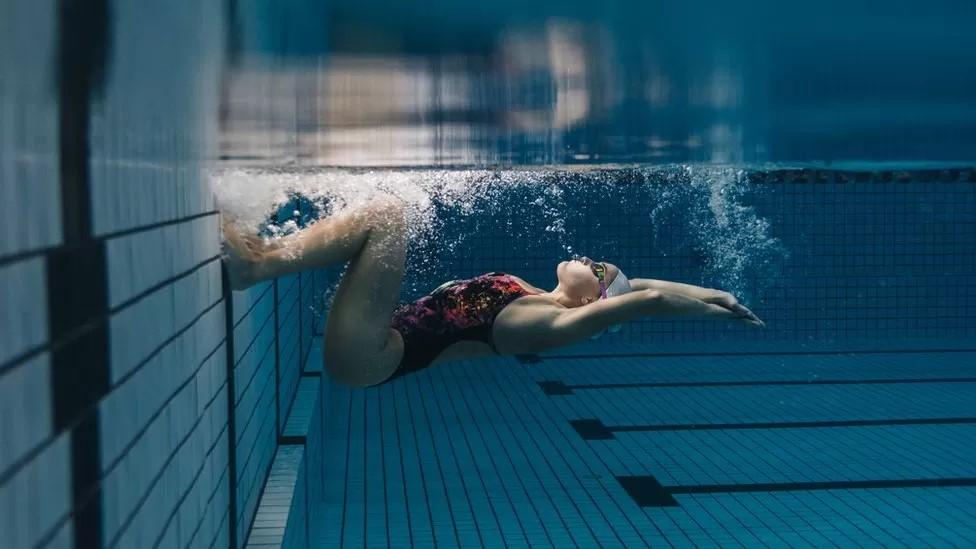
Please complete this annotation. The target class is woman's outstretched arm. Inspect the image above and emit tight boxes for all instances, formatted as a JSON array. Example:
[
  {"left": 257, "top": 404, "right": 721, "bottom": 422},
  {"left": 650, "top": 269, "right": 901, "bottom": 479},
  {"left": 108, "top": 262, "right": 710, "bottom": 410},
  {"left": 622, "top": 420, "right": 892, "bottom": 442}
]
[
  {"left": 551, "top": 290, "right": 757, "bottom": 343},
  {"left": 629, "top": 278, "right": 763, "bottom": 325},
  {"left": 629, "top": 278, "right": 717, "bottom": 300},
  {"left": 494, "top": 290, "right": 759, "bottom": 354}
]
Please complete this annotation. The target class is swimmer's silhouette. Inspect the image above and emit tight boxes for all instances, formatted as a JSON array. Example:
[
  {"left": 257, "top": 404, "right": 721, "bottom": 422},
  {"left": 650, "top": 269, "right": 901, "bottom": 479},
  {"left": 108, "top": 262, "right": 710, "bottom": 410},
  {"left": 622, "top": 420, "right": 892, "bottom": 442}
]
[{"left": 223, "top": 197, "right": 762, "bottom": 387}]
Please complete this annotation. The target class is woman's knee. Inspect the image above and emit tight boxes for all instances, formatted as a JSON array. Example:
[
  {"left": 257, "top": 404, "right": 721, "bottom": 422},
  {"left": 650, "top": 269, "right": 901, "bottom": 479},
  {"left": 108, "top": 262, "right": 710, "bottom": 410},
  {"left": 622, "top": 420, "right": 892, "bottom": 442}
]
[
  {"left": 323, "top": 346, "right": 398, "bottom": 388},
  {"left": 365, "top": 194, "right": 406, "bottom": 229}
]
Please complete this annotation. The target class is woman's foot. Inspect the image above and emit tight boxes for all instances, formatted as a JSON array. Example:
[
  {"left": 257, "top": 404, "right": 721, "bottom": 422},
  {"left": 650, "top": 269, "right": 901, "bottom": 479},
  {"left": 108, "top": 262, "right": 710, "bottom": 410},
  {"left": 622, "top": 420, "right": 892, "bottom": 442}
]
[{"left": 222, "top": 219, "right": 264, "bottom": 290}]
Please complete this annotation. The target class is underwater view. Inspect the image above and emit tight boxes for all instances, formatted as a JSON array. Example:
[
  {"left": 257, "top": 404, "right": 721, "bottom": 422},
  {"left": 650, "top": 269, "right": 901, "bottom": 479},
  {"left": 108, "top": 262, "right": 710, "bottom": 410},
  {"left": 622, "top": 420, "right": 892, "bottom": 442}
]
[
  {"left": 211, "top": 162, "right": 976, "bottom": 546},
  {"left": 2, "top": 0, "right": 976, "bottom": 547}
]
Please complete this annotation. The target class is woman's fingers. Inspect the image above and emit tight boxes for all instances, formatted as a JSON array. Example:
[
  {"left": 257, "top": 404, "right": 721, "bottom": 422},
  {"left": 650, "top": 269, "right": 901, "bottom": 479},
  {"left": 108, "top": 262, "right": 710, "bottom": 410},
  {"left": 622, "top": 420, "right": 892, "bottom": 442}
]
[
  {"left": 704, "top": 292, "right": 765, "bottom": 327},
  {"left": 731, "top": 302, "right": 754, "bottom": 318},
  {"left": 732, "top": 303, "right": 764, "bottom": 326},
  {"left": 705, "top": 303, "right": 738, "bottom": 318},
  {"left": 703, "top": 292, "right": 735, "bottom": 307},
  {"left": 706, "top": 302, "right": 764, "bottom": 327}
]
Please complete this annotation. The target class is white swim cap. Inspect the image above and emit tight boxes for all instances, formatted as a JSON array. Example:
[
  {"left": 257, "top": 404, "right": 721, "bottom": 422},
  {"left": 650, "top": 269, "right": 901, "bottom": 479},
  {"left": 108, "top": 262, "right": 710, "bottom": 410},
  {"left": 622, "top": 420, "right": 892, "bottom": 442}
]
[
  {"left": 604, "top": 270, "right": 632, "bottom": 299},
  {"left": 591, "top": 269, "right": 632, "bottom": 338}
]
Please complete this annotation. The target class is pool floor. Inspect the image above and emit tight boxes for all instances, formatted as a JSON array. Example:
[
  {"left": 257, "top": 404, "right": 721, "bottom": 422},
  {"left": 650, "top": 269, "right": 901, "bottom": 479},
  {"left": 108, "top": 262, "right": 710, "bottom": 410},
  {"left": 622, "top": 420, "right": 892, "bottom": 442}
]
[{"left": 311, "top": 344, "right": 976, "bottom": 547}]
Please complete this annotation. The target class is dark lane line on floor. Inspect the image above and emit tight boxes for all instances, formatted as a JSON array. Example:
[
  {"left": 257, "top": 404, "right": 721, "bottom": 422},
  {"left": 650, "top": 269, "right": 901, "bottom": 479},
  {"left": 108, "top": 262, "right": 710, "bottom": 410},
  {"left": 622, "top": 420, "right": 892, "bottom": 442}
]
[
  {"left": 616, "top": 475, "right": 976, "bottom": 507},
  {"left": 516, "top": 348, "right": 976, "bottom": 364},
  {"left": 539, "top": 377, "right": 976, "bottom": 395},
  {"left": 570, "top": 417, "right": 976, "bottom": 440}
]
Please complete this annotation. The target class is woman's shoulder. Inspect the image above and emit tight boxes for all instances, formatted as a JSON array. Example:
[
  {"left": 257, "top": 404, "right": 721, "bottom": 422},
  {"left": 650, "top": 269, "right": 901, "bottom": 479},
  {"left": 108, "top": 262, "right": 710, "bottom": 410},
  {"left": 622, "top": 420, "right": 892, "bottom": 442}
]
[{"left": 492, "top": 295, "right": 563, "bottom": 354}]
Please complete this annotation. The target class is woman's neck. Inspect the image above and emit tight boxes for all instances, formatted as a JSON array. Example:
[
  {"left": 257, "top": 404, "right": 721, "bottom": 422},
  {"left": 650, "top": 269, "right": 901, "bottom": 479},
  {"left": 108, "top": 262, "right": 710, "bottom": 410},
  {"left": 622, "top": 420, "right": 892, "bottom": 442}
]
[
  {"left": 507, "top": 276, "right": 578, "bottom": 308},
  {"left": 537, "top": 285, "right": 576, "bottom": 308}
]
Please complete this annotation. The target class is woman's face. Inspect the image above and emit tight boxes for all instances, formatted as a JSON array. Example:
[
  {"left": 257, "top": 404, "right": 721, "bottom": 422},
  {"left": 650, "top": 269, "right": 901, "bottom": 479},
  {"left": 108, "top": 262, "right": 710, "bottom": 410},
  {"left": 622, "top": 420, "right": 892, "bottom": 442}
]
[{"left": 555, "top": 257, "right": 619, "bottom": 306}]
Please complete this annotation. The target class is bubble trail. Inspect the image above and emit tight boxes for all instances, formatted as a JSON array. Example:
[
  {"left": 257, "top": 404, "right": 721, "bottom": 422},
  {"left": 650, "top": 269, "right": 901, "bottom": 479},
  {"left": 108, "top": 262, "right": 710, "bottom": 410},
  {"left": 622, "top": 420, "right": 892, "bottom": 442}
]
[{"left": 211, "top": 165, "right": 786, "bottom": 299}]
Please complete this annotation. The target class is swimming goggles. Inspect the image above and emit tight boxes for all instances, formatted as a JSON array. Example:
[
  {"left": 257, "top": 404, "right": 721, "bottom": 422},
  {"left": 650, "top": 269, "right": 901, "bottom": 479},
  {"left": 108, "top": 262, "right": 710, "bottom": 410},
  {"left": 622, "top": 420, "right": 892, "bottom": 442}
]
[
  {"left": 573, "top": 255, "right": 608, "bottom": 299},
  {"left": 591, "top": 261, "right": 608, "bottom": 299}
]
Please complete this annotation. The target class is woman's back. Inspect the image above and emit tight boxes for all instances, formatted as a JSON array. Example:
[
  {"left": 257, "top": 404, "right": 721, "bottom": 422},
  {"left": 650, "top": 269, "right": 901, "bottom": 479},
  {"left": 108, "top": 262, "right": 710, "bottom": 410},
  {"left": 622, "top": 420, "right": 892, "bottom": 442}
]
[{"left": 389, "top": 272, "right": 538, "bottom": 376}]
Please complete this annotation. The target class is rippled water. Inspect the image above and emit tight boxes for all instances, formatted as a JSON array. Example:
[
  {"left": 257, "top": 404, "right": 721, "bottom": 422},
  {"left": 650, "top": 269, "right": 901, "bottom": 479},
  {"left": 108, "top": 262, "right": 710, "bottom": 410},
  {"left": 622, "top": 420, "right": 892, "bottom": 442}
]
[{"left": 212, "top": 165, "right": 787, "bottom": 298}]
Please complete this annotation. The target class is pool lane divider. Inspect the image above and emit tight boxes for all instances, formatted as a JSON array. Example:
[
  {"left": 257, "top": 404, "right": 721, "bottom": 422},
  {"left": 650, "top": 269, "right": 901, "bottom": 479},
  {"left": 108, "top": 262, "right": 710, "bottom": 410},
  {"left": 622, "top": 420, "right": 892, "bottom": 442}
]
[
  {"left": 571, "top": 417, "right": 976, "bottom": 440},
  {"left": 539, "top": 376, "right": 976, "bottom": 395},
  {"left": 616, "top": 474, "right": 976, "bottom": 508}
]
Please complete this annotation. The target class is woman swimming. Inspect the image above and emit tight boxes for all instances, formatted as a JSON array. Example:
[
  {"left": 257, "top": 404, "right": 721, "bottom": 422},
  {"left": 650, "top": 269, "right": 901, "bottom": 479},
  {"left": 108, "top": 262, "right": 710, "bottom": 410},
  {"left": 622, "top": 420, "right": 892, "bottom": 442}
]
[{"left": 223, "top": 194, "right": 763, "bottom": 387}]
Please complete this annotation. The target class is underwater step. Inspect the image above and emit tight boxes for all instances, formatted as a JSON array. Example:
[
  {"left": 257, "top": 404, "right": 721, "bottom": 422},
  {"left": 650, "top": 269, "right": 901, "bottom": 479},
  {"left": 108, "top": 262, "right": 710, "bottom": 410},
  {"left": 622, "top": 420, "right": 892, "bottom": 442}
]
[
  {"left": 282, "top": 377, "right": 319, "bottom": 445},
  {"left": 303, "top": 336, "right": 323, "bottom": 374},
  {"left": 246, "top": 370, "right": 321, "bottom": 546},
  {"left": 245, "top": 445, "right": 307, "bottom": 548}
]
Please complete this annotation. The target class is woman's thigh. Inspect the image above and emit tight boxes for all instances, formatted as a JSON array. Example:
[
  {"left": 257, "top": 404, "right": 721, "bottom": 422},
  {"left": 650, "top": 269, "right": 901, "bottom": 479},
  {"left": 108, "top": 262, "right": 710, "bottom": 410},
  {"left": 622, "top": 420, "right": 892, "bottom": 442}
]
[{"left": 323, "top": 199, "right": 407, "bottom": 386}]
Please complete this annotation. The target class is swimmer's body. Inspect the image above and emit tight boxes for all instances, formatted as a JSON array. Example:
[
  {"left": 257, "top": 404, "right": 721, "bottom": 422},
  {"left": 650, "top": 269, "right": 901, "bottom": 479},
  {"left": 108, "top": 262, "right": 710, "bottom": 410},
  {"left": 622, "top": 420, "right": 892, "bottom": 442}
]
[{"left": 223, "top": 195, "right": 763, "bottom": 387}]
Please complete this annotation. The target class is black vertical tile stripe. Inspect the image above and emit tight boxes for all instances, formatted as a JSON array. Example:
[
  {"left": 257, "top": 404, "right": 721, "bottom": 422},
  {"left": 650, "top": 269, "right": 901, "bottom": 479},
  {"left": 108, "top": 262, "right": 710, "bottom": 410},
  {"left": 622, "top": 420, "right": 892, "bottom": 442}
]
[
  {"left": 50, "top": 314, "right": 110, "bottom": 429},
  {"left": 57, "top": 0, "right": 110, "bottom": 244},
  {"left": 71, "top": 415, "right": 104, "bottom": 543},
  {"left": 46, "top": 243, "right": 108, "bottom": 345},
  {"left": 616, "top": 475, "right": 680, "bottom": 507},
  {"left": 570, "top": 419, "right": 615, "bottom": 440},
  {"left": 47, "top": 243, "right": 111, "bottom": 451},
  {"left": 52, "top": 1, "right": 112, "bottom": 547},
  {"left": 617, "top": 475, "right": 976, "bottom": 508},
  {"left": 538, "top": 380, "right": 572, "bottom": 395}
]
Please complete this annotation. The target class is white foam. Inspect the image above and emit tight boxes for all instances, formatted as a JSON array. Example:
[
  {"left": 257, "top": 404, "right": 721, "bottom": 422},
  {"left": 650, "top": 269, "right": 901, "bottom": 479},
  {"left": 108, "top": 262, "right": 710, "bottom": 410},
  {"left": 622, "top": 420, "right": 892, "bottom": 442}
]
[{"left": 211, "top": 165, "right": 785, "bottom": 298}]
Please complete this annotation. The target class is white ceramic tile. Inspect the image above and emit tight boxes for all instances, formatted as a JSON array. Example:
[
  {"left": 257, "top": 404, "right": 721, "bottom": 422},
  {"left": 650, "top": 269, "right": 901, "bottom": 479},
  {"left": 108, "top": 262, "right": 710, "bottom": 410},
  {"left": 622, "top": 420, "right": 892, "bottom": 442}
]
[
  {"left": 45, "top": 520, "right": 73, "bottom": 549},
  {"left": 0, "top": 258, "right": 48, "bottom": 365},
  {"left": 233, "top": 318, "right": 274, "bottom": 406},
  {"left": 32, "top": 433, "right": 71, "bottom": 544},
  {"left": 0, "top": 0, "right": 61, "bottom": 258},
  {"left": 177, "top": 474, "right": 200, "bottom": 548},
  {"left": 0, "top": 352, "right": 50, "bottom": 473},
  {"left": 98, "top": 372, "right": 131, "bottom": 469},
  {"left": 109, "top": 286, "right": 165, "bottom": 383},
  {"left": 232, "top": 288, "right": 275, "bottom": 368},
  {"left": 105, "top": 215, "right": 220, "bottom": 309},
  {"left": 108, "top": 261, "right": 221, "bottom": 384},
  {"left": 100, "top": 458, "right": 121, "bottom": 541},
  {"left": 0, "top": 430, "right": 70, "bottom": 548},
  {"left": 158, "top": 518, "right": 178, "bottom": 549}
]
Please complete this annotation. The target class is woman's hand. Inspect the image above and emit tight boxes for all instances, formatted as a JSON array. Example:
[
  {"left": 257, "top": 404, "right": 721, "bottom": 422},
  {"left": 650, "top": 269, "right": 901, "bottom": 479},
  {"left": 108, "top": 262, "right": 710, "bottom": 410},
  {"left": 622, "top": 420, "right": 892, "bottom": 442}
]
[
  {"left": 635, "top": 289, "right": 763, "bottom": 327},
  {"left": 702, "top": 290, "right": 764, "bottom": 327}
]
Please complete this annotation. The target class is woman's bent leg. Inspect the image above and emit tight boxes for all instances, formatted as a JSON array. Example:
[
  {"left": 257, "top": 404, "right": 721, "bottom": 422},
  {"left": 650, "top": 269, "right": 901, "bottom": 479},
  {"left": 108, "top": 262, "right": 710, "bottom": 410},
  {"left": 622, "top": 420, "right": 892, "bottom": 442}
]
[
  {"left": 322, "top": 198, "right": 408, "bottom": 386},
  {"left": 222, "top": 196, "right": 408, "bottom": 386},
  {"left": 223, "top": 197, "right": 396, "bottom": 289}
]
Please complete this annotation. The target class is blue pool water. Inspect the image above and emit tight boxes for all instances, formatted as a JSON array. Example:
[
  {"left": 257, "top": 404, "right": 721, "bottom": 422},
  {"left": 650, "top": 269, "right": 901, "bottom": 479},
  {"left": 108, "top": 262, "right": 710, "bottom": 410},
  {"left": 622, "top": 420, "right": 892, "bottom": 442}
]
[{"left": 251, "top": 164, "right": 976, "bottom": 547}]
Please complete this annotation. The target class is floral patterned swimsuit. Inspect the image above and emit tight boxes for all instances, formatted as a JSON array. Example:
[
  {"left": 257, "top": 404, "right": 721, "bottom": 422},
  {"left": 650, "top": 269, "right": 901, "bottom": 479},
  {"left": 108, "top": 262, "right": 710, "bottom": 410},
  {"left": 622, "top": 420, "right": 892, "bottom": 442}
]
[{"left": 387, "top": 272, "right": 536, "bottom": 380}]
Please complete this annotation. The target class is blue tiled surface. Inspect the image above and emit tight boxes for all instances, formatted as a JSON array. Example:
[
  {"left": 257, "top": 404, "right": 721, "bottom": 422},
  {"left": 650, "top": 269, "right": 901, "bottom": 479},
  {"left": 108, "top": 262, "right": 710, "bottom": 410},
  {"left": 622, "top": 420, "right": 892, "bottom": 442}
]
[{"left": 309, "top": 349, "right": 976, "bottom": 547}]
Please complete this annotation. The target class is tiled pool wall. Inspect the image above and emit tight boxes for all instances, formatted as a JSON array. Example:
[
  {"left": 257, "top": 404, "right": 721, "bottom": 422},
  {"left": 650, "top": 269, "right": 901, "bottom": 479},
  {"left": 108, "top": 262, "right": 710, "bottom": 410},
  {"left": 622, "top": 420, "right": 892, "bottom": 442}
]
[
  {"left": 414, "top": 168, "right": 976, "bottom": 349},
  {"left": 0, "top": 2, "right": 327, "bottom": 548}
]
